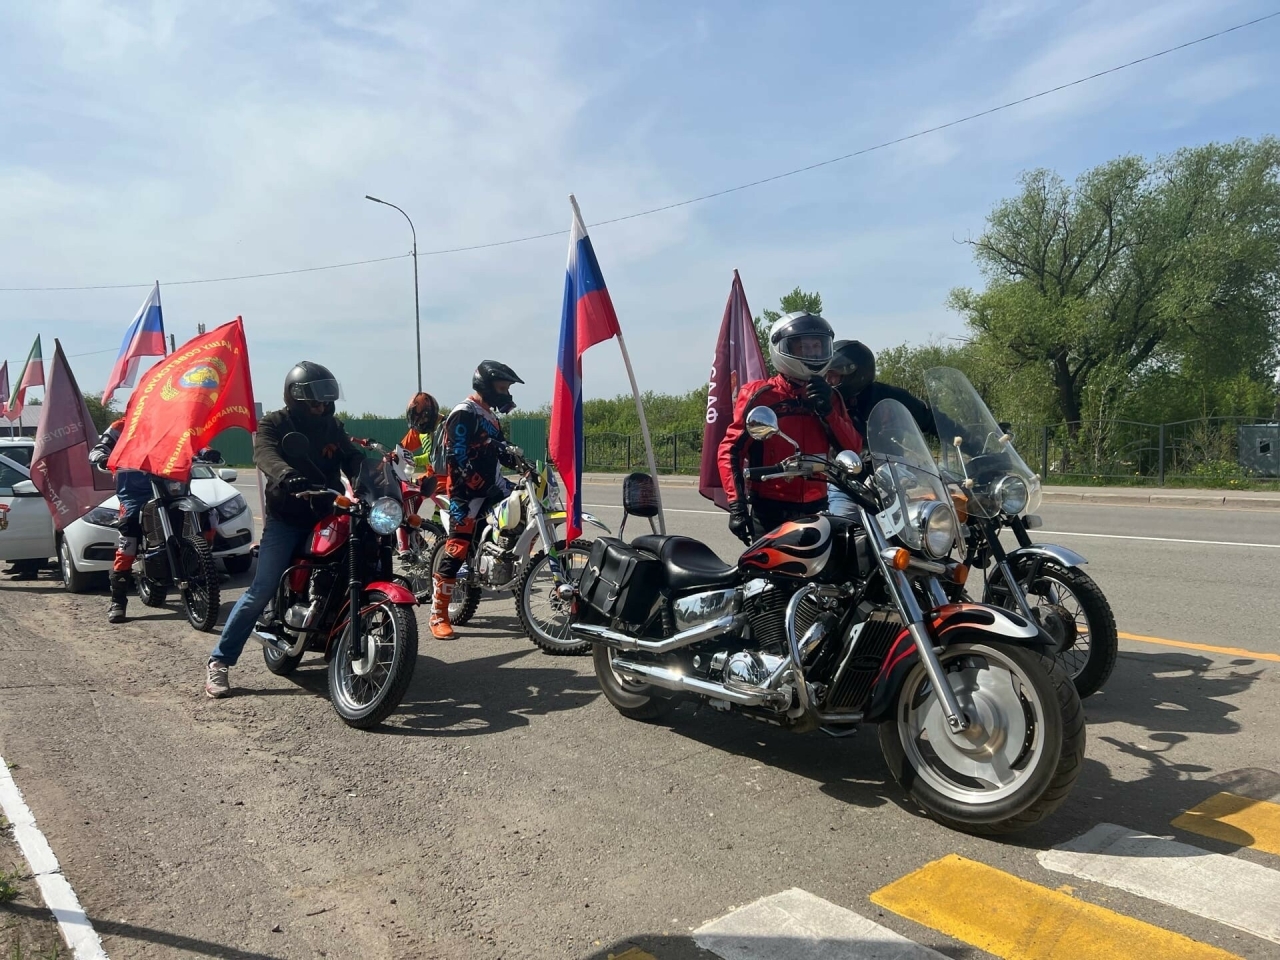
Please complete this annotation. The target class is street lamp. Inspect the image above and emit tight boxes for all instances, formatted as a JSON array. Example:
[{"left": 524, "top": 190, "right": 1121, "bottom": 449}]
[{"left": 365, "top": 194, "right": 422, "bottom": 393}]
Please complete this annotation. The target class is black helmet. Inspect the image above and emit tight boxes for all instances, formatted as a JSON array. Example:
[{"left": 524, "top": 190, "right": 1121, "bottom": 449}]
[
  {"left": 405, "top": 392, "right": 440, "bottom": 433},
  {"left": 472, "top": 360, "right": 524, "bottom": 415},
  {"left": 830, "top": 340, "right": 876, "bottom": 397},
  {"left": 284, "top": 361, "right": 342, "bottom": 418},
  {"left": 768, "top": 312, "right": 834, "bottom": 382}
]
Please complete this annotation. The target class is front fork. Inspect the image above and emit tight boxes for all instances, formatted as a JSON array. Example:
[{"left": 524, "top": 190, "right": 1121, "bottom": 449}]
[
  {"left": 526, "top": 480, "right": 563, "bottom": 585},
  {"left": 347, "top": 519, "right": 365, "bottom": 659},
  {"left": 975, "top": 516, "right": 1040, "bottom": 624}
]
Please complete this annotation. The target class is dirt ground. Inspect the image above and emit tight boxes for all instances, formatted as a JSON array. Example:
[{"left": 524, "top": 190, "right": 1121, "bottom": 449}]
[{"left": 1, "top": 819, "right": 65, "bottom": 960}]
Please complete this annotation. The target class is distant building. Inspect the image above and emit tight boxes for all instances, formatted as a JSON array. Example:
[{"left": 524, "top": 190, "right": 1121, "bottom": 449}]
[{"left": 1, "top": 407, "right": 42, "bottom": 438}]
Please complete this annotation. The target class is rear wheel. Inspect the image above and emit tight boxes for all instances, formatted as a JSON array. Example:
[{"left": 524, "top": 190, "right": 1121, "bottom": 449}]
[
  {"left": 877, "top": 640, "right": 1083, "bottom": 835},
  {"left": 179, "top": 536, "right": 221, "bottom": 631},
  {"left": 263, "top": 642, "right": 305, "bottom": 676},
  {"left": 517, "top": 538, "right": 593, "bottom": 655},
  {"left": 398, "top": 525, "right": 441, "bottom": 600},
  {"left": 592, "top": 644, "right": 676, "bottom": 722},
  {"left": 429, "top": 537, "right": 481, "bottom": 624},
  {"left": 328, "top": 591, "right": 418, "bottom": 729}
]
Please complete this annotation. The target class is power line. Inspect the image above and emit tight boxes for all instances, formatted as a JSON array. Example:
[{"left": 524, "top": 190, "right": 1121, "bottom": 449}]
[{"left": 3, "top": 9, "right": 1276, "bottom": 294}]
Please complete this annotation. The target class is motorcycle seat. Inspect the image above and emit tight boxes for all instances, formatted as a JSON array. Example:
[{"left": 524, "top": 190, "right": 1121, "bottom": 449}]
[{"left": 632, "top": 534, "right": 737, "bottom": 591}]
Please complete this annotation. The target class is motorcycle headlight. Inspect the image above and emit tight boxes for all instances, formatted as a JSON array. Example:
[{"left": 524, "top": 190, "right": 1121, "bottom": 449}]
[
  {"left": 995, "top": 475, "right": 1029, "bottom": 515},
  {"left": 164, "top": 479, "right": 187, "bottom": 496},
  {"left": 914, "top": 500, "right": 957, "bottom": 560},
  {"left": 214, "top": 494, "right": 247, "bottom": 522},
  {"left": 367, "top": 497, "right": 404, "bottom": 536},
  {"left": 83, "top": 505, "right": 119, "bottom": 528}
]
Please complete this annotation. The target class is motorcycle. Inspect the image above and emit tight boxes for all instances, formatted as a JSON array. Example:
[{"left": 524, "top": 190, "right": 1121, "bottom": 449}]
[
  {"left": 133, "top": 472, "right": 221, "bottom": 632},
  {"left": 355, "top": 440, "right": 447, "bottom": 601},
  {"left": 925, "top": 367, "right": 1118, "bottom": 698},
  {"left": 429, "top": 452, "right": 610, "bottom": 654},
  {"left": 568, "top": 400, "right": 1084, "bottom": 835},
  {"left": 254, "top": 432, "right": 419, "bottom": 729}
]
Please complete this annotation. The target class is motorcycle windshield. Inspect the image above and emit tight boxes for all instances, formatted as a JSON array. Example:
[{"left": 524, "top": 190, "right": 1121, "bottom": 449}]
[
  {"left": 356, "top": 456, "right": 402, "bottom": 504},
  {"left": 865, "top": 398, "right": 954, "bottom": 553},
  {"left": 924, "top": 367, "right": 1041, "bottom": 519}
]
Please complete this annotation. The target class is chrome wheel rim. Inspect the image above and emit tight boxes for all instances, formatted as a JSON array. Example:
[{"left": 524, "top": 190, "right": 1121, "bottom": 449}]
[
  {"left": 1030, "top": 575, "right": 1091, "bottom": 681},
  {"left": 523, "top": 547, "right": 591, "bottom": 648},
  {"left": 59, "top": 542, "right": 73, "bottom": 584},
  {"left": 332, "top": 605, "right": 400, "bottom": 713}
]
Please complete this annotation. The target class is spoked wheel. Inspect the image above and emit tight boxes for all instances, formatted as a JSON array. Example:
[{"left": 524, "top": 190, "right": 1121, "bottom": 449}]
[
  {"left": 428, "top": 537, "right": 481, "bottom": 624},
  {"left": 328, "top": 591, "right": 418, "bottom": 729},
  {"left": 263, "top": 641, "right": 305, "bottom": 676},
  {"left": 179, "top": 536, "right": 221, "bottom": 631},
  {"left": 135, "top": 568, "right": 169, "bottom": 607},
  {"left": 398, "top": 524, "right": 442, "bottom": 601},
  {"left": 591, "top": 644, "right": 676, "bottom": 722},
  {"left": 517, "top": 538, "right": 592, "bottom": 655},
  {"left": 878, "top": 640, "right": 1083, "bottom": 835}
]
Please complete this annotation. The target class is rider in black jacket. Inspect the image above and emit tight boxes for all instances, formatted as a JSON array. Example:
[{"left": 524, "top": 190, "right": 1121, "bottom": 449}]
[{"left": 827, "top": 340, "right": 936, "bottom": 440}]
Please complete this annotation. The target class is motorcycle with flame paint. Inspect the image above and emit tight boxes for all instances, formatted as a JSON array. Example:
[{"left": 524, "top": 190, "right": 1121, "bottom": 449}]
[
  {"left": 567, "top": 400, "right": 1084, "bottom": 834},
  {"left": 253, "top": 432, "right": 419, "bottom": 729}
]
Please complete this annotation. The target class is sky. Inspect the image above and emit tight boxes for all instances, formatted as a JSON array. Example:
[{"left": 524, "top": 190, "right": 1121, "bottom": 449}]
[{"left": 1, "top": 0, "right": 1278, "bottom": 418}]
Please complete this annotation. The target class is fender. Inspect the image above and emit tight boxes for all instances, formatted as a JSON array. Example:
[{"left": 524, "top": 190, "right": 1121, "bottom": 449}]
[
  {"left": 324, "top": 582, "right": 419, "bottom": 657},
  {"left": 1006, "top": 543, "right": 1087, "bottom": 569},
  {"left": 862, "top": 603, "right": 1052, "bottom": 724},
  {"left": 364, "top": 581, "right": 417, "bottom": 605},
  {"left": 517, "top": 511, "right": 613, "bottom": 557},
  {"left": 543, "top": 510, "right": 612, "bottom": 534}
]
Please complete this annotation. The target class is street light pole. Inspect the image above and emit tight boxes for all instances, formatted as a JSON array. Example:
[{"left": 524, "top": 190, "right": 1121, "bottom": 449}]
[{"left": 365, "top": 194, "right": 422, "bottom": 393}]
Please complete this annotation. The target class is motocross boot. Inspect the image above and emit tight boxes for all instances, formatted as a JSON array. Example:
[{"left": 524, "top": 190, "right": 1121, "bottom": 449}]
[
  {"left": 429, "top": 574, "right": 456, "bottom": 640},
  {"left": 107, "top": 570, "right": 131, "bottom": 624}
]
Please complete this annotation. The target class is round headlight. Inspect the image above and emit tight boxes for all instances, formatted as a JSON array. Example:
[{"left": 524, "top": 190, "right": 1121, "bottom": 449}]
[
  {"left": 915, "top": 501, "right": 957, "bottom": 559},
  {"left": 367, "top": 497, "right": 404, "bottom": 536},
  {"left": 995, "top": 475, "right": 1029, "bottom": 515}
]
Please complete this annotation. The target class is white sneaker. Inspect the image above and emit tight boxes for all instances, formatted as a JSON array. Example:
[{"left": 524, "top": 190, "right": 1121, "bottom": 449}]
[{"left": 205, "top": 659, "right": 230, "bottom": 698}]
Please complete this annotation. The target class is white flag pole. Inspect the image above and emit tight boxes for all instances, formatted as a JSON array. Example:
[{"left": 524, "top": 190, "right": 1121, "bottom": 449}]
[{"left": 568, "top": 194, "right": 666, "bottom": 536}]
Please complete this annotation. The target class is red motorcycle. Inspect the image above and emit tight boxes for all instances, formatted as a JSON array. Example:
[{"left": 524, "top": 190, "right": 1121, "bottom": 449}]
[
  {"left": 353, "top": 439, "right": 446, "bottom": 601},
  {"left": 253, "top": 432, "right": 419, "bottom": 729}
]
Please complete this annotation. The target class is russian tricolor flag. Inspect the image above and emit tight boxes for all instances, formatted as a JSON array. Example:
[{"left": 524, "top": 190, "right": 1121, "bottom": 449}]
[
  {"left": 549, "top": 197, "right": 621, "bottom": 543},
  {"left": 103, "top": 282, "right": 166, "bottom": 404}
]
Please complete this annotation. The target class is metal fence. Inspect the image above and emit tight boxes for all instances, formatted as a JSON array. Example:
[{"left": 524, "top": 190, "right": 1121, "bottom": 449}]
[{"left": 582, "top": 430, "right": 705, "bottom": 475}]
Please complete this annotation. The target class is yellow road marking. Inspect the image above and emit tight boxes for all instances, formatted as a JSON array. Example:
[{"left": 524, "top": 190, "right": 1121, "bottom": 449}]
[
  {"left": 1118, "top": 631, "right": 1280, "bottom": 663},
  {"left": 870, "top": 854, "right": 1241, "bottom": 960},
  {"left": 1173, "top": 792, "right": 1280, "bottom": 857}
]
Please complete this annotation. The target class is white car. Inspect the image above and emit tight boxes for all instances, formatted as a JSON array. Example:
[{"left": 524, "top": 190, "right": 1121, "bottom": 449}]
[
  {"left": 0, "top": 439, "right": 256, "bottom": 591},
  {"left": 0, "top": 439, "right": 54, "bottom": 575}
]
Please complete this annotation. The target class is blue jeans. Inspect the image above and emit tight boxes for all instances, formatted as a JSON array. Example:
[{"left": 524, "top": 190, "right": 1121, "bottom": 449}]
[
  {"left": 827, "top": 482, "right": 859, "bottom": 518},
  {"left": 209, "top": 518, "right": 311, "bottom": 667}
]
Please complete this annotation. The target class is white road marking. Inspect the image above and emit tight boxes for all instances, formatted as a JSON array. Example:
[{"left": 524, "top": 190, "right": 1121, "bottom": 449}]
[
  {"left": 0, "top": 755, "right": 109, "bottom": 959},
  {"left": 1038, "top": 529, "right": 1280, "bottom": 549},
  {"left": 584, "top": 502, "right": 723, "bottom": 516},
  {"left": 1038, "top": 823, "right": 1280, "bottom": 945},
  {"left": 694, "top": 887, "right": 948, "bottom": 960}
]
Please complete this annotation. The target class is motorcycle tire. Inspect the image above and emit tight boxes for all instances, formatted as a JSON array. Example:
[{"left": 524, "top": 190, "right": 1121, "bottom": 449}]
[
  {"left": 136, "top": 571, "right": 169, "bottom": 607},
  {"left": 877, "top": 640, "right": 1084, "bottom": 836},
  {"left": 591, "top": 644, "right": 676, "bottom": 722},
  {"left": 179, "top": 535, "right": 221, "bottom": 632},
  {"left": 996, "top": 560, "right": 1118, "bottom": 699},
  {"left": 327, "top": 591, "right": 417, "bottom": 729},
  {"left": 516, "top": 538, "right": 593, "bottom": 656},
  {"left": 263, "top": 641, "right": 305, "bottom": 676},
  {"left": 428, "top": 536, "right": 481, "bottom": 625}
]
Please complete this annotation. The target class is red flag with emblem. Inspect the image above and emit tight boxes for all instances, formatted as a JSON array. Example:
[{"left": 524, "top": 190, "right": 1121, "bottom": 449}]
[{"left": 108, "top": 317, "right": 257, "bottom": 480}]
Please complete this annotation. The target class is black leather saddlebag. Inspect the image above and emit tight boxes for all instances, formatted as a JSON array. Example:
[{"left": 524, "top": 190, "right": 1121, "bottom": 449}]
[{"left": 577, "top": 537, "right": 663, "bottom": 622}]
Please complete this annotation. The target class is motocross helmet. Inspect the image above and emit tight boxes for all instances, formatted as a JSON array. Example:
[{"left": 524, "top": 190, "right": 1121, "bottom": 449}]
[
  {"left": 284, "top": 361, "right": 342, "bottom": 418},
  {"left": 473, "top": 360, "right": 524, "bottom": 415},
  {"left": 768, "top": 312, "right": 834, "bottom": 382},
  {"left": 829, "top": 339, "right": 876, "bottom": 397},
  {"left": 405, "top": 391, "right": 440, "bottom": 434}
]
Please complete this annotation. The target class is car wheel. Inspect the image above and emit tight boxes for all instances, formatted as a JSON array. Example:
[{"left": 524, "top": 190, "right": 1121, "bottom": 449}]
[{"left": 58, "top": 537, "right": 93, "bottom": 594}]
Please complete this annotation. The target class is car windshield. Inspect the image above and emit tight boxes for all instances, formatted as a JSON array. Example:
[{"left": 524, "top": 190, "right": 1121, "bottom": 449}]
[{"left": 190, "top": 464, "right": 215, "bottom": 480}]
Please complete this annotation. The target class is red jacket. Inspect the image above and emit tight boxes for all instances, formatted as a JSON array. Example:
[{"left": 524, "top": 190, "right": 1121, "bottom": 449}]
[{"left": 718, "top": 374, "right": 862, "bottom": 505}]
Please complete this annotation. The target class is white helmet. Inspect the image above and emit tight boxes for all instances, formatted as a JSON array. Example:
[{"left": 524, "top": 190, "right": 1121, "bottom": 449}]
[{"left": 768, "top": 312, "right": 834, "bottom": 382}]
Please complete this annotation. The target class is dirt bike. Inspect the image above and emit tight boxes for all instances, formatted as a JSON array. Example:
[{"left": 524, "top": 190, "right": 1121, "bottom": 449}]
[
  {"left": 568, "top": 400, "right": 1084, "bottom": 835},
  {"left": 429, "top": 452, "right": 610, "bottom": 654},
  {"left": 925, "top": 367, "right": 1118, "bottom": 698},
  {"left": 133, "top": 474, "right": 221, "bottom": 631},
  {"left": 253, "top": 432, "right": 419, "bottom": 729}
]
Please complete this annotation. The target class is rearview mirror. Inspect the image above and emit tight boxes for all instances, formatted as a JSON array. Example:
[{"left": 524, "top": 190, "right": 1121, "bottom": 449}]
[
  {"left": 218, "top": 468, "right": 238, "bottom": 483},
  {"left": 745, "top": 407, "right": 779, "bottom": 441},
  {"left": 12, "top": 479, "right": 40, "bottom": 497},
  {"left": 282, "top": 432, "right": 310, "bottom": 460}
]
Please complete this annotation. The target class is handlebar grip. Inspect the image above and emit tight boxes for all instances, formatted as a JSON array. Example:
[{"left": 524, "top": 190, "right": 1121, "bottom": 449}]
[{"left": 744, "top": 466, "right": 775, "bottom": 481}]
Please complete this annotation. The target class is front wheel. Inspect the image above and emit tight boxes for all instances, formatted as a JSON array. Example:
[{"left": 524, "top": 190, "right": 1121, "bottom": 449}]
[
  {"left": 995, "top": 560, "right": 1117, "bottom": 699},
  {"left": 877, "top": 640, "right": 1084, "bottom": 835},
  {"left": 179, "top": 536, "right": 221, "bottom": 632},
  {"left": 516, "top": 538, "right": 593, "bottom": 655},
  {"left": 328, "top": 592, "right": 418, "bottom": 729}
]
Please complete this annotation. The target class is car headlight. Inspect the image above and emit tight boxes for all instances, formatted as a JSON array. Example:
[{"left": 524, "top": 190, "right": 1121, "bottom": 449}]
[
  {"left": 214, "top": 495, "right": 248, "bottom": 522},
  {"left": 83, "top": 505, "right": 119, "bottom": 528},
  {"left": 914, "top": 501, "right": 957, "bottom": 559},
  {"left": 367, "top": 497, "right": 404, "bottom": 536},
  {"left": 995, "top": 475, "right": 1029, "bottom": 515}
]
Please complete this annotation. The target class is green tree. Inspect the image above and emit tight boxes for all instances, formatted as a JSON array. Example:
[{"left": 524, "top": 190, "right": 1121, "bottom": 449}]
[
  {"left": 950, "top": 138, "right": 1280, "bottom": 429},
  {"left": 753, "top": 287, "right": 824, "bottom": 375},
  {"left": 82, "top": 394, "right": 121, "bottom": 433}
]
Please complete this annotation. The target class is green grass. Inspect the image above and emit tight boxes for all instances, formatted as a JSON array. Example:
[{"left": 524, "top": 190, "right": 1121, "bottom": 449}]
[
  {"left": 0, "top": 868, "right": 21, "bottom": 904},
  {"left": 1045, "top": 475, "right": 1280, "bottom": 491}
]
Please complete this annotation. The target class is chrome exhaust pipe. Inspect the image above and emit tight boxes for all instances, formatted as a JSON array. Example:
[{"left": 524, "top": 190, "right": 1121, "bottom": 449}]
[
  {"left": 570, "top": 614, "right": 742, "bottom": 654},
  {"left": 609, "top": 657, "right": 785, "bottom": 707},
  {"left": 253, "top": 629, "right": 305, "bottom": 657}
]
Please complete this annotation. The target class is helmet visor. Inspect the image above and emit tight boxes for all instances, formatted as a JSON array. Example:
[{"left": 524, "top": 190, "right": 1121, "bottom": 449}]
[
  {"left": 291, "top": 378, "right": 342, "bottom": 403},
  {"left": 780, "top": 334, "right": 832, "bottom": 363}
]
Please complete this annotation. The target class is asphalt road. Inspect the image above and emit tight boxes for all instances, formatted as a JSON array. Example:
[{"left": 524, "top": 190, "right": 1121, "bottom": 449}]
[{"left": 1, "top": 484, "right": 1278, "bottom": 959}]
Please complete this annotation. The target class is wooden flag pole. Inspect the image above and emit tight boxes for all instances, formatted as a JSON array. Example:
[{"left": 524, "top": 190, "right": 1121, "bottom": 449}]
[{"left": 613, "top": 328, "right": 666, "bottom": 535}]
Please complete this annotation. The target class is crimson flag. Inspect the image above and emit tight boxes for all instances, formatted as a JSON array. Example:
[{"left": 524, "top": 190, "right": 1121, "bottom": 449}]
[
  {"left": 30, "top": 340, "right": 115, "bottom": 530},
  {"left": 108, "top": 317, "right": 257, "bottom": 480},
  {"left": 699, "top": 270, "right": 767, "bottom": 508}
]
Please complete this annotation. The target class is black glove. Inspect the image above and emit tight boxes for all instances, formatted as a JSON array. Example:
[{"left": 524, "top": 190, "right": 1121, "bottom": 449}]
[
  {"left": 280, "top": 473, "right": 310, "bottom": 494},
  {"left": 805, "top": 377, "right": 834, "bottom": 417},
  {"left": 728, "top": 502, "right": 754, "bottom": 546}
]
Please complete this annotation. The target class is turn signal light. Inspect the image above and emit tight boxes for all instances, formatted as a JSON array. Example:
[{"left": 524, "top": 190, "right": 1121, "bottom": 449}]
[
  {"left": 407, "top": 514, "right": 423, "bottom": 528},
  {"left": 889, "top": 548, "right": 910, "bottom": 571},
  {"left": 334, "top": 495, "right": 353, "bottom": 509},
  {"left": 951, "top": 563, "right": 970, "bottom": 586},
  {"left": 950, "top": 490, "right": 969, "bottom": 524}
]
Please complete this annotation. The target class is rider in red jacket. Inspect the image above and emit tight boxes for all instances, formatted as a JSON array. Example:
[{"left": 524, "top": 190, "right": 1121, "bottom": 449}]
[{"left": 718, "top": 312, "right": 862, "bottom": 544}]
